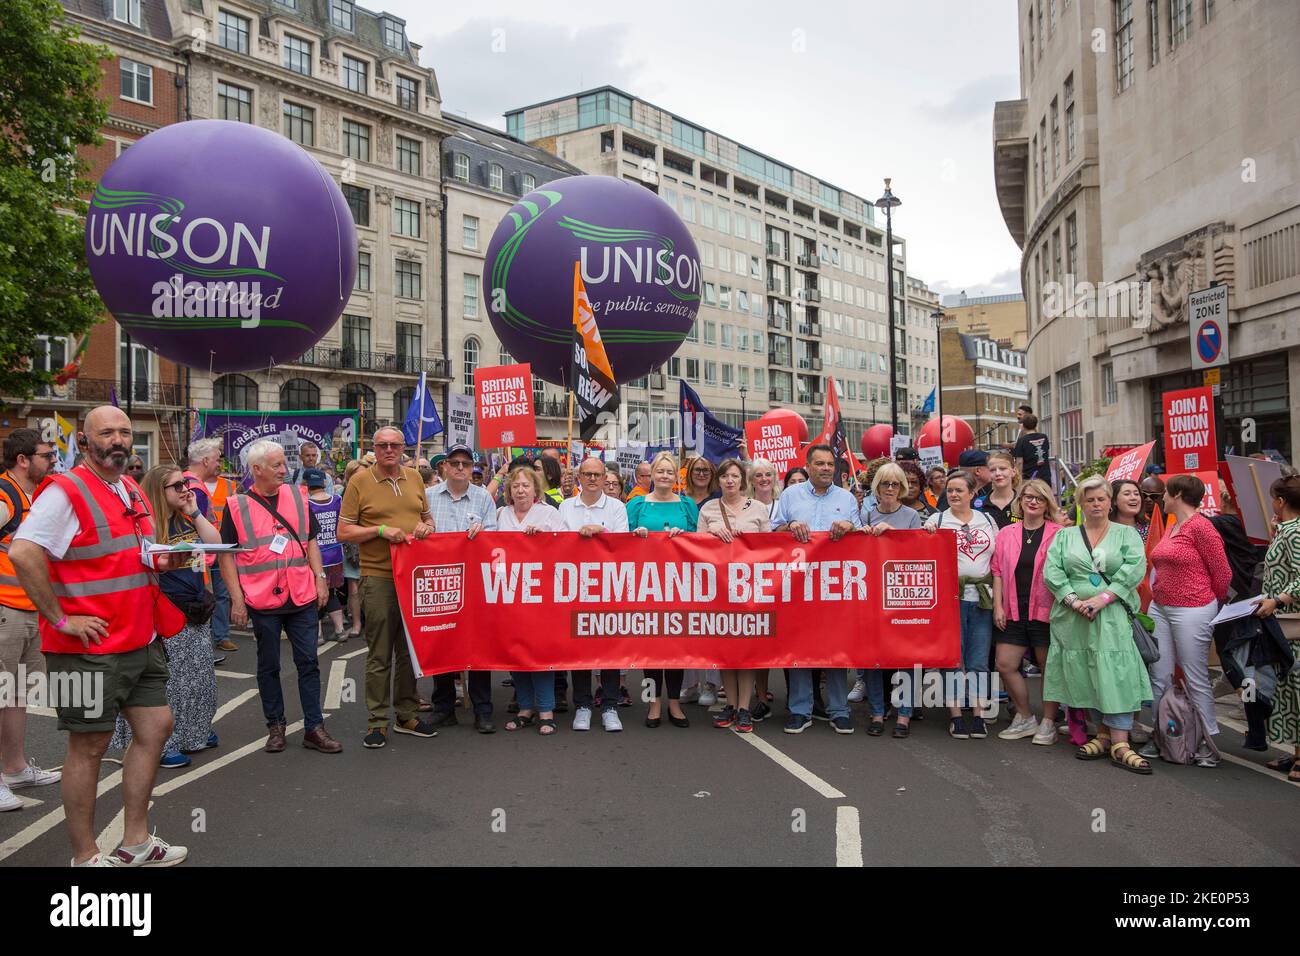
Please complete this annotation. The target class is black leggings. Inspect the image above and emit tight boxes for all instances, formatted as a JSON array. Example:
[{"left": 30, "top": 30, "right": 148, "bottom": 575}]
[{"left": 643, "top": 669, "right": 683, "bottom": 701}]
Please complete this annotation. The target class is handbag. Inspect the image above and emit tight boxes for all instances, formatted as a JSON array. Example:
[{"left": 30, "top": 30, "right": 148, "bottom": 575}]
[
  {"left": 1078, "top": 525, "right": 1159, "bottom": 665},
  {"left": 151, "top": 581, "right": 188, "bottom": 638}
]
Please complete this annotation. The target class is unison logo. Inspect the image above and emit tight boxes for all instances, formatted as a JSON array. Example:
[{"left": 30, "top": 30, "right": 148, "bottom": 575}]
[
  {"left": 50, "top": 887, "right": 152, "bottom": 937},
  {"left": 87, "top": 186, "right": 284, "bottom": 280}
]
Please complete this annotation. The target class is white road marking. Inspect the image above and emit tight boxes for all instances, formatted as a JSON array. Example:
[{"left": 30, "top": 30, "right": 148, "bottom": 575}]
[
  {"left": 215, "top": 670, "right": 256, "bottom": 679},
  {"left": 835, "top": 805, "right": 863, "bottom": 867},
  {"left": 1137, "top": 721, "right": 1300, "bottom": 787},
  {"left": 213, "top": 688, "right": 259, "bottom": 724},
  {"left": 151, "top": 722, "right": 304, "bottom": 797},
  {"left": 339, "top": 646, "right": 368, "bottom": 660},
  {"left": 16, "top": 795, "right": 43, "bottom": 809},
  {"left": 735, "top": 733, "right": 846, "bottom": 799},
  {"left": 324, "top": 659, "right": 347, "bottom": 711},
  {"left": 0, "top": 769, "right": 122, "bottom": 863},
  {"left": 27, "top": 707, "right": 55, "bottom": 718}
]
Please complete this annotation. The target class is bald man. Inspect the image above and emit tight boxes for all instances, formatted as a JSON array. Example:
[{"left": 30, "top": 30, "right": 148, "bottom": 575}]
[{"left": 11, "top": 405, "right": 187, "bottom": 866}]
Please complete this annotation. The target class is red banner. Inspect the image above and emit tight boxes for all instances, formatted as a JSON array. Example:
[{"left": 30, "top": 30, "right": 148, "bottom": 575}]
[
  {"left": 745, "top": 418, "right": 802, "bottom": 478},
  {"left": 392, "top": 531, "right": 962, "bottom": 675},
  {"left": 1162, "top": 386, "right": 1216, "bottom": 473},
  {"left": 1105, "top": 440, "right": 1155, "bottom": 482},
  {"left": 474, "top": 363, "right": 537, "bottom": 447}
]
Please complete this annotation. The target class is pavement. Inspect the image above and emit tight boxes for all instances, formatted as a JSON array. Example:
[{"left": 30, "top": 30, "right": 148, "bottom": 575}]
[{"left": 2, "top": 637, "right": 1298, "bottom": 867}]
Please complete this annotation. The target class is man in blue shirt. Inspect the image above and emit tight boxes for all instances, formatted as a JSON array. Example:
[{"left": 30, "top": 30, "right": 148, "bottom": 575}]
[{"left": 772, "top": 444, "right": 861, "bottom": 735}]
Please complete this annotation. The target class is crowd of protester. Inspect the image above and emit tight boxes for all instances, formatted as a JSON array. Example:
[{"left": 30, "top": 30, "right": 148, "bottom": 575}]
[{"left": 3, "top": 403, "right": 1298, "bottom": 866}]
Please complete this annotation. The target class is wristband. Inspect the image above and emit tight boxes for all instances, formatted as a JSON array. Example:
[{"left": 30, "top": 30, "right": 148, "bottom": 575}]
[
  {"left": 1101, "top": 591, "right": 1113, "bottom": 603},
  {"left": 379, "top": 524, "right": 387, "bottom": 539},
  {"left": 54, "top": 615, "right": 67, "bottom": 632}
]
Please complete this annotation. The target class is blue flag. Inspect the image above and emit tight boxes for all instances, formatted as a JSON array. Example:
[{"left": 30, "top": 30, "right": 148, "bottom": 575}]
[
  {"left": 679, "top": 380, "right": 743, "bottom": 464},
  {"left": 403, "top": 372, "right": 445, "bottom": 446},
  {"left": 921, "top": 387, "right": 936, "bottom": 415}
]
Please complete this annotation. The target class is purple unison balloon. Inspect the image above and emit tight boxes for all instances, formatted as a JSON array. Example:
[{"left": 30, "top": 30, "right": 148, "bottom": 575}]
[
  {"left": 483, "top": 176, "right": 700, "bottom": 386},
  {"left": 85, "top": 120, "right": 356, "bottom": 373}
]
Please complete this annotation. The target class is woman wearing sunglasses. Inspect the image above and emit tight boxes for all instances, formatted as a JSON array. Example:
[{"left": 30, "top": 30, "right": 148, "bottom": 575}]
[
  {"left": 991, "top": 480, "right": 1064, "bottom": 744},
  {"left": 110, "top": 464, "right": 223, "bottom": 768},
  {"left": 1042, "top": 476, "right": 1153, "bottom": 774}
]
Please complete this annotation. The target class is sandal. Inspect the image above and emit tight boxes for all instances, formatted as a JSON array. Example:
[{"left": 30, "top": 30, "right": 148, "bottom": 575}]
[
  {"left": 1289, "top": 765, "right": 1300, "bottom": 783},
  {"left": 892, "top": 721, "right": 910, "bottom": 739},
  {"left": 1266, "top": 756, "right": 1296, "bottom": 774},
  {"left": 505, "top": 713, "right": 536, "bottom": 731},
  {"left": 1110, "top": 742, "right": 1153, "bottom": 775},
  {"left": 867, "top": 718, "right": 885, "bottom": 737},
  {"left": 1075, "top": 736, "right": 1112, "bottom": 760},
  {"left": 537, "top": 717, "right": 557, "bottom": 736}
]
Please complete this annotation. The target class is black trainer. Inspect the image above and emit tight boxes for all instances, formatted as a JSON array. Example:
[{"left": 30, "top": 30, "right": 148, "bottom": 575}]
[
  {"left": 393, "top": 718, "right": 438, "bottom": 738},
  {"left": 362, "top": 727, "right": 388, "bottom": 749},
  {"left": 427, "top": 710, "right": 459, "bottom": 728}
]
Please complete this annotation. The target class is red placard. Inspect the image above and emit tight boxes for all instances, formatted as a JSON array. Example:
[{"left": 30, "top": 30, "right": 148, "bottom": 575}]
[
  {"left": 474, "top": 363, "right": 536, "bottom": 448},
  {"left": 1105, "top": 440, "right": 1155, "bottom": 482},
  {"left": 745, "top": 418, "right": 802, "bottom": 478},
  {"left": 393, "top": 531, "right": 962, "bottom": 673},
  {"left": 1162, "top": 386, "right": 1216, "bottom": 474},
  {"left": 1191, "top": 470, "right": 1224, "bottom": 516}
]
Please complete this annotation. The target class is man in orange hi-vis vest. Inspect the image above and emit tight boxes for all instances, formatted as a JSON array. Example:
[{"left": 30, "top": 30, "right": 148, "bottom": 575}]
[{"left": 11, "top": 405, "right": 188, "bottom": 867}]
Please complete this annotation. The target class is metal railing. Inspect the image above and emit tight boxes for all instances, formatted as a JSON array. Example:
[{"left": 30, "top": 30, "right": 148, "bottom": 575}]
[
  {"left": 30, "top": 377, "right": 182, "bottom": 406},
  {"left": 293, "top": 346, "right": 451, "bottom": 378}
]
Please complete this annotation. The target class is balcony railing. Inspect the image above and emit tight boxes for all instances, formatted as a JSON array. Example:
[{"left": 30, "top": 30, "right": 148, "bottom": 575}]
[
  {"left": 293, "top": 346, "right": 451, "bottom": 379},
  {"left": 768, "top": 351, "right": 791, "bottom": 368},
  {"left": 796, "top": 252, "right": 819, "bottom": 268},
  {"left": 765, "top": 241, "right": 787, "bottom": 260},
  {"left": 767, "top": 315, "right": 790, "bottom": 332},
  {"left": 649, "top": 372, "right": 666, "bottom": 390},
  {"left": 800, "top": 288, "right": 822, "bottom": 303},
  {"left": 811, "top": 357, "right": 823, "bottom": 371},
  {"left": 30, "top": 377, "right": 182, "bottom": 406}
]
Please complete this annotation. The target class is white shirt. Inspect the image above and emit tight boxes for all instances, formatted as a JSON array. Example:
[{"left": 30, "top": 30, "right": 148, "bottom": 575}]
[
  {"left": 15, "top": 478, "right": 132, "bottom": 560},
  {"left": 557, "top": 493, "right": 629, "bottom": 533},
  {"left": 496, "top": 502, "right": 564, "bottom": 532}
]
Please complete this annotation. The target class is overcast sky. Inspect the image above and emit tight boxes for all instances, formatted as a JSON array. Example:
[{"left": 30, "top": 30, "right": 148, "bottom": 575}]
[{"left": 377, "top": 0, "right": 1025, "bottom": 299}]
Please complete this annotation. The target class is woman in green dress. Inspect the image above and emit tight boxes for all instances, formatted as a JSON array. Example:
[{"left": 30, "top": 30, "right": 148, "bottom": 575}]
[
  {"left": 1261, "top": 475, "right": 1300, "bottom": 781},
  {"left": 1042, "top": 476, "right": 1154, "bottom": 774},
  {"left": 626, "top": 451, "right": 699, "bottom": 728}
]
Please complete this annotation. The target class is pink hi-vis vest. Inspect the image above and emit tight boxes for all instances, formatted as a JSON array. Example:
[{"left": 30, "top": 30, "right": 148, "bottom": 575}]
[{"left": 228, "top": 484, "right": 316, "bottom": 611}]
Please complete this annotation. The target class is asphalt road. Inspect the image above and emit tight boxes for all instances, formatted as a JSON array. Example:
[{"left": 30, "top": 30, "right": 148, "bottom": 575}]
[{"left": 3, "top": 636, "right": 1298, "bottom": 868}]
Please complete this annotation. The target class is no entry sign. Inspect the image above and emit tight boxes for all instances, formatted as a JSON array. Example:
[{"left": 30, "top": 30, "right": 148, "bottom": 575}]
[{"left": 1189, "top": 284, "right": 1229, "bottom": 370}]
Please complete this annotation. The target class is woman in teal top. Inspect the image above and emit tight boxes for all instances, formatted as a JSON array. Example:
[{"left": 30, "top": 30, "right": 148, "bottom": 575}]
[
  {"left": 1042, "top": 476, "right": 1153, "bottom": 774},
  {"left": 627, "top": 452, "right": 698, "bottom": 728}
]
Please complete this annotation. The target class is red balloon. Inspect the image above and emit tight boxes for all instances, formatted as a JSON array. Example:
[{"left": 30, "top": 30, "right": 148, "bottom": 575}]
[
  {"left": 916, "top": 416, "right": 975, "bottom": 467},
  {"left": 861, "top": 424, "right": 894, "bottom": 460},
  {"left": 760, "top": 407, "right": 809, "bottom": 443}
]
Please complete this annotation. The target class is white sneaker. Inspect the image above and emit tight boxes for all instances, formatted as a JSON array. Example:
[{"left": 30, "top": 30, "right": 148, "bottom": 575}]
[
  {"left": 679, "top": 684, "right": 701, "bottom": 704},
  {"left": 998, "top": 713, "right": 1039, "bottom": 740},
  {"left": 0, "top": 785, "right": 22, "bottom": 812},
  {"left": 108, "top": 832, "right": 188, "bottom": 867},
  {"left": 2, "top": 759, "right": 61, "bottom": 790},
  {"left": 698, "top": 684, "right": 718, "bottom": 707},
  {"left": 71, "top": 853, "right": 113, "bottom": 867},
  {"left": 1031, "top": 717, "right": 1057, "bottom": 746},
  {"left": 601, "top": 709, "right": 623, "bottom": 732},
  {"left": 847, "top": 679, "right": 867, "bottom": 703},
  {"left": 572, "top": 706, "right": 592, "bottom": 731}
]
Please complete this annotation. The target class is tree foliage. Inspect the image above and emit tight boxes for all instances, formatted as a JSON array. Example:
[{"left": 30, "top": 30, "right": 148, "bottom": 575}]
[{"left": 0, "top": 0, "right": 109, "bottom": 398}]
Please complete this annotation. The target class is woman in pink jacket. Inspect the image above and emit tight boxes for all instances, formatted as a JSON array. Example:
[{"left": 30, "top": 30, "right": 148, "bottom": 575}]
[{"left": 991, "top": 479, "right": 1065, "bottom": 743}]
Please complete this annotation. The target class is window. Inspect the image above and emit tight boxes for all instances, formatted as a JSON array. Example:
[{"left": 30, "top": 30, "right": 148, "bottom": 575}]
[
  {"left": 1049, "top": 98, "right": 1060, "bottom": 178},
  {"left": 703, "top": 321, "right": 716, "bottom": 345},
  {"left": 1039, "top": 119, "right": 1048, "bottom": 194},
  {"left": 462, "top": 215, "right": 479, "bottom": 250},
  {"left": 1115, "top": 0, "right": 1135, "bottom": 92},
  {"left": 396, "top": 135, "right": 421, "bottom": 176},
  {"left": 521, "top": 173, "right": 536, "bottom": 193},
  {"left": 382, "top": 17, "right": 405, "bottom": 50},
  {"left": 454, "top": 153, "right": 470, "bottom": 182},
  {"left": 722, "top": 364, "right": 734, "bottom": 387},
  {"left": 113, "top": 0, "right": 141, "bottom": 28},
  {"left": 1031, "top": 134, "right": 1038, "bottom": 202},
  {"left": 685, "top": 359, "right": 700, "bottom": 382},
  {"left": 704, "top": 361, "right": 717, "bottom": 385},
  {"left": 717, "top": 208, "right": 730, "bottom": 235},
  {"left": 1057, "top": 364, "right": 1082, "bottom": 467},
  {"left": 32, "top": 335, "right": 68, "bottom": 397},
  {"left": 1204, "top": 0, "right": 1215, "bottom": 24},
  {"left": 342, "top": 314, "right": 371, "bottom": 360},
  {"left": 341, "top": 384, "right": 376, "bottom": 417},
  {"left": 217, "top": 81, "right": 252, "bottom": 123},
  {"left": 1148, "top": 0, "right": 1160, "bottom": 65},
  {"left": 395, "top": 259, "right": 421, "bottom": 299},
  {"left": 1066, "top": 213, "right": 1078, "bottom": 275},
  {"left": 213, "top": 374, "right": 258, "bottom": 410},
  {"left": 1101, "top": 362, "right": 1118, "bottom": 405},
  {"left": 355, "top": 251, "right": 371, "bottom": 291},
  {"left": 462, "top": 338, "right": 479, "bottom": 394},
  {"left": 119, "top": 59, "right": 152, "bottom": 105},
  {"left": 393, "top": 387, "right": 416, "bottom": 423},
  {"left": 1170, "top": 0, "right": 1192, "bottom": 47},
  {"left": 330, "top": 0, "right": 354, "bottom": 30},
  {"left": 394, "top": 197, "right": 420, "bottom": 238},
  {"left": 721, "top": 324, "right": 734, "bottom": 349},
  {"left": 283, "top": 34, "right": 312, "bottom": 76},
  {"left": 395, "top": 74, "right": 419, "bottom": 112},
  {"left": 462, "top": 273, "right": 479, "bottom": 317},
  {"left": 283, "top": 102, "right": 314, "bottom": 146},
  {"left": 396, "top": 322, "right": 422, "bottom": 374},
  {"left": 118, "top": 337, "right": 150, "bottom": 403},
  {"left": 1064, "top": 74, "right": 1076, "bottom": 160},
  {"left": 1052, "top": 230, "right": 1062, "bottom": 283},
  {"left": 342, "top": 55, "right": 367, "bottom": 94},
  {"left": 489, "top": 164, "right": 504, "bottom": 191},
  {"left": 342, "top": 184, "right": 369, "bottom": 227},
  {"left": 217, "top": 11, "right": 250, "bottom": 53},
  {"left": 280, "top": 378, "right": 320, "bottom": 411},
  {"left": 343, "top": 119, "right": 370, "bottom": 162}
]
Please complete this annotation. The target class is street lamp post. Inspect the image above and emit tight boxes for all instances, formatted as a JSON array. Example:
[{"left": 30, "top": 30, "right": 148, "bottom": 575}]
[
  {"left": 875, "top": 178, "right": 901, "bottom": 435},
  {"left": 739, "top": 385, "right": 748, "bottom": 421},
  {"left": 931, "top": 307, "right": 945, "bottom": 428}
]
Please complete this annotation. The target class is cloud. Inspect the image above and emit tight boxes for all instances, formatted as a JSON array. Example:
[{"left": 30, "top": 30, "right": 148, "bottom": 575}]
[
  {"left": 414, "top": 19, "right": 651, "bottom": 128},
  {"left": 924, "top": 74, "right": 1019, "bottom": 124},
  {"left": 929, "top": 267, "right": 1023, "bottom": 301}
]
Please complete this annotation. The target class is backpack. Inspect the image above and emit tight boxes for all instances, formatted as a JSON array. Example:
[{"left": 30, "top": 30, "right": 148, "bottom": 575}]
[{"left": 1152, "top": 676, "right": 1220, "bottom": 765}]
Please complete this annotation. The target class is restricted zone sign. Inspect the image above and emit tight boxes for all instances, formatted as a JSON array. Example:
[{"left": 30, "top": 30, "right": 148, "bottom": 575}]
[{"left": 1189, "top": 284, "right": 1229, "bottom": 370}]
